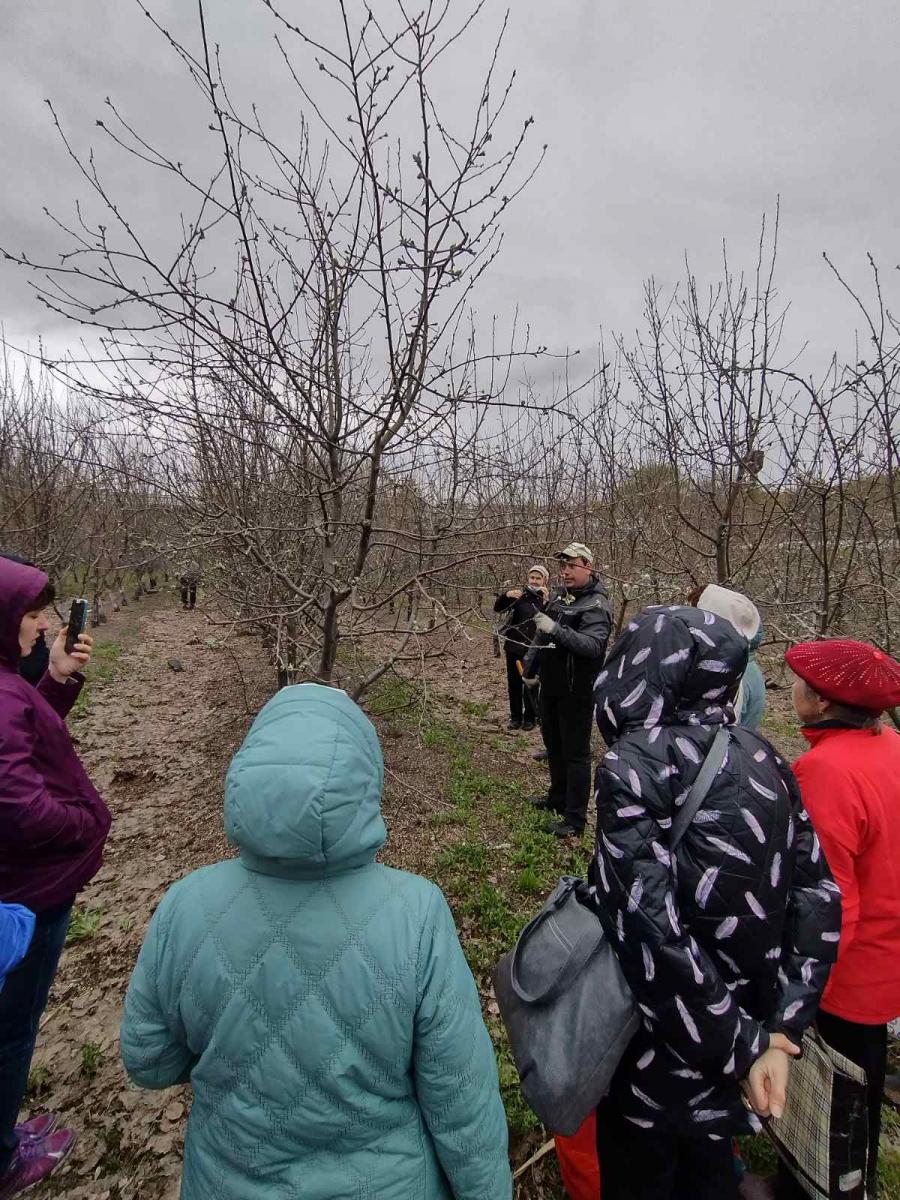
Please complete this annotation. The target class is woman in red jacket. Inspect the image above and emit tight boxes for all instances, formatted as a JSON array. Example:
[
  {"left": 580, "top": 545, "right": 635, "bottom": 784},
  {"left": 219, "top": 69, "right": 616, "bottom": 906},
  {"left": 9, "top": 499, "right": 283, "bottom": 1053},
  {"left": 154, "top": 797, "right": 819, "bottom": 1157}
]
[
  {"left": 781, "top": 638, "right": 900, "bottom": 1198},
  {"left": 0, "top": 557, "right": 112, "bottom": 1199}
]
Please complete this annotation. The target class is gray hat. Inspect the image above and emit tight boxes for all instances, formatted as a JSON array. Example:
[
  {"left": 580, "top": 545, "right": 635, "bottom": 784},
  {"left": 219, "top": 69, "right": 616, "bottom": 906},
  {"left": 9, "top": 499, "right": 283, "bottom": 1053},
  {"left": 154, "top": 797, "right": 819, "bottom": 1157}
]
[{"left": 556, "top": 542, "right": 594, "bottom": 564}]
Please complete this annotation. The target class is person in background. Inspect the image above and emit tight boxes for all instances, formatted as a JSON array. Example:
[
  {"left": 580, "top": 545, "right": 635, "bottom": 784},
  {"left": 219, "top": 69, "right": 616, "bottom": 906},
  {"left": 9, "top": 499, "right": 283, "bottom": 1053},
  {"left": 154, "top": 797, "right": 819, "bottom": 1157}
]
[
  {"left": 777, "top": 639, "right": 900, "bottom": 1199},
  {"left": 689, "top": 583, "right": 766, "bottom": 731},
  {"left": 493, "top": 565, "right": 549, "bottom": 731},
  {"left": 121, "top": 683, "right": 512, "bottom": 1200},
  {"left": 523, "top": 543, "right": 611, "bottom": 839},
  {"left": 179, "top": 561, "right": 202, "bottom": 610},
  {"left": 0, "top": 557, "right": 112, "bottom": 1200},
  {"left": 590, "top": 606, "right": 841, "bottom": 1200}
]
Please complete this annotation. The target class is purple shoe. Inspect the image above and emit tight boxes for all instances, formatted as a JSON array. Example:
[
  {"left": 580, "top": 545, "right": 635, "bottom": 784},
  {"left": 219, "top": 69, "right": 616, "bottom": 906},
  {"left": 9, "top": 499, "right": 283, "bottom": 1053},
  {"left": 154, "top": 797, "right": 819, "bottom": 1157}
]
[
  {"left": 0, "top": 1129, "right": 76, "bottom": 1199},
  {"left": 14, "top": 1114, "right": 59, "bottom": 1142}
]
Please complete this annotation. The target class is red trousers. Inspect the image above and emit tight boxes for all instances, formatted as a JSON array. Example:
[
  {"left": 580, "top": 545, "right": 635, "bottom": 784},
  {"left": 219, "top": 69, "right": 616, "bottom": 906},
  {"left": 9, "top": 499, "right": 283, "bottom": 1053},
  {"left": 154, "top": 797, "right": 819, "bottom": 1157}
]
[{"left": 555, "top": 1113, "right": 601, "bottom": 1200}]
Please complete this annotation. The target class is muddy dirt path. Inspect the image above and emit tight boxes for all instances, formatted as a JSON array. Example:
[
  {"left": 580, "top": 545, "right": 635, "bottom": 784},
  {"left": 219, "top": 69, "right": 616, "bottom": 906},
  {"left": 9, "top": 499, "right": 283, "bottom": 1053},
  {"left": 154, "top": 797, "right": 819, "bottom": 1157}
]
[{"left": 34, "top": 599, "right": 271, "bottom": 1199}]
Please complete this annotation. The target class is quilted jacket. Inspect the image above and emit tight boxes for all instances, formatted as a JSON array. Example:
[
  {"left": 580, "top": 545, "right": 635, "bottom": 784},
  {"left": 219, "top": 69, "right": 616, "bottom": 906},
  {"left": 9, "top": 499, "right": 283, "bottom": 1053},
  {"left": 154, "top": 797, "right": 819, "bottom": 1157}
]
[
  {"left": 121, "top": 684, "right": 511, "bottom": 1200},
  {"left": 589, "top": 606, "right": 841, "bottom": 1135}
]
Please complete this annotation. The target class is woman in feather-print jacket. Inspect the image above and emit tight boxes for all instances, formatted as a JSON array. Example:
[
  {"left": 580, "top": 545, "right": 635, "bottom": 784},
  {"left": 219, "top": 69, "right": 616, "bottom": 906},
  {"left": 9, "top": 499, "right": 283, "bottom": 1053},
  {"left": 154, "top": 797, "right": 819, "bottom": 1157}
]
[{"left": 589, "top": 606, "right": 841, "bottom": 1196}]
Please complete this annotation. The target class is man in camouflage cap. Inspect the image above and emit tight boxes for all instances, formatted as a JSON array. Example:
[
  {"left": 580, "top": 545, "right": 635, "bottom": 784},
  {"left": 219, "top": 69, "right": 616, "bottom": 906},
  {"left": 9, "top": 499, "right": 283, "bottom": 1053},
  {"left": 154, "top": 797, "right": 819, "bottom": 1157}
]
[{"left": 523, "top": 542, "right": 611, "bottom": 837}]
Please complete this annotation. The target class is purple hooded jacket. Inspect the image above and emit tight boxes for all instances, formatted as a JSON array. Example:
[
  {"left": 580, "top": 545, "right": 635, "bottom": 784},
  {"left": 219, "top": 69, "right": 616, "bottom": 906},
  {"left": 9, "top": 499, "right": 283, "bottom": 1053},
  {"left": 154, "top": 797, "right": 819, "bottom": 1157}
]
[{"left": 0, "top": 558, "right": 111, "bottom": 911}]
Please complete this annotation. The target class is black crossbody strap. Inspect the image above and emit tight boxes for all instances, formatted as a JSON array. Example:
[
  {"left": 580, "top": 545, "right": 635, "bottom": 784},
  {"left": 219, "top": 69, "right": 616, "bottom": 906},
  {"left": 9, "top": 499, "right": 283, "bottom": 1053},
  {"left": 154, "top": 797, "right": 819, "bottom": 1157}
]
[{"left": 670, "top": 726, "right": 730, "bottom": 852}]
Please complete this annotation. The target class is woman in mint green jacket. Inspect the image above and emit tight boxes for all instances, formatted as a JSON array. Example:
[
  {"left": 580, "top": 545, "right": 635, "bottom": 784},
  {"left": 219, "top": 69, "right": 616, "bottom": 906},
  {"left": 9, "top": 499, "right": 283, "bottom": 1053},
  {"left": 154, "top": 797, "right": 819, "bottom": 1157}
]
[{"left": 121, "top": 684, "right": 511, "bottom": 1200}]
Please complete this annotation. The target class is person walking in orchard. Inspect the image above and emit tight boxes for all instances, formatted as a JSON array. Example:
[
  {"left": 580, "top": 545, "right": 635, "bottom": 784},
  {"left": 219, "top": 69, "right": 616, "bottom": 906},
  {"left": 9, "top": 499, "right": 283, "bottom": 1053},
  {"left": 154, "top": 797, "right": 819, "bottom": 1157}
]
[
  {"left": 493, "top": 565, "right": 549, "bottom": 731},
  {"left": 778, "top": 639, "right": 900, "bottom": 1199},
  {"left": 0, "top": 557, "right": 112, "bottom": 1199},
  {"left": 179, "top": 561, "right": 202, "bottom": 611},
  {"left": 523, "top": 543, "right": 612, "bottom": 838}
]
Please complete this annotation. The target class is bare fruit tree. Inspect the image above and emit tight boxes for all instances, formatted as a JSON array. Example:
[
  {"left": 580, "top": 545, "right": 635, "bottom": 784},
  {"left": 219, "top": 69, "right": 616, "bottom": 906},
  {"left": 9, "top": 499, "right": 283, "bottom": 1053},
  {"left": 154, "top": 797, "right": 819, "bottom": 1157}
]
[{"left": 5, "top": 0, "right": 546, "bottom": 695}]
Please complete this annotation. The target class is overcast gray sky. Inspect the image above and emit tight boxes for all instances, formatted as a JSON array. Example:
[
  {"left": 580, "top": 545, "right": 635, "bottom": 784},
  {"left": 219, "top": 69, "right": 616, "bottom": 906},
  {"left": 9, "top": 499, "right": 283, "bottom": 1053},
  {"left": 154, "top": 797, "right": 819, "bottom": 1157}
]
[{"left": 2, "top": 1, "right": 898, "bottom": 377}]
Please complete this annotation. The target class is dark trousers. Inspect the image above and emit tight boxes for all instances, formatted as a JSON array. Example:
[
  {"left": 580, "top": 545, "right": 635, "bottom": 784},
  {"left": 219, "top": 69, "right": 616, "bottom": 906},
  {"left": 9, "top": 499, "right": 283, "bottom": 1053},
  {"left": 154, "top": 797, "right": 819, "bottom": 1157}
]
[
  {"left": 181, "top": 583, "right": 197, "bottom": 608},
  {"left": 596, "top": 1100, "right": 739, "bottom": 1200},
  {"left": 776, "top": 1010, "right": 887, "bottom": 1198},
  {"left": 540, "top": 691, "right": 593, "bottom": 832},
  {"left": 504, "top": 649, "right": 536, "bottom": 724},
  {"left": 0, "top": 903, "right": 72, "bottom": 1174}
]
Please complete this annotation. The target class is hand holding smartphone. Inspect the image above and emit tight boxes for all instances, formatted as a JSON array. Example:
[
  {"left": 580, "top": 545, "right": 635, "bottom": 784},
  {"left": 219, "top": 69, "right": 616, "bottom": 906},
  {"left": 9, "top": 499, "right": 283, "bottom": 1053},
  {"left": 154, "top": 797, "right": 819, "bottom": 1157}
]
[{"left": 65, "top": 598, "right": 89, "bottom": 655}]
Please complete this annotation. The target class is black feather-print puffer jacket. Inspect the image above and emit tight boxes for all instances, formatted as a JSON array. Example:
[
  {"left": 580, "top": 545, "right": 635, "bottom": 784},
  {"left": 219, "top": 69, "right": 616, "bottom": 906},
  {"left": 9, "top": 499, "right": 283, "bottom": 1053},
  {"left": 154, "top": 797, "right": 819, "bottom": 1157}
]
[{"left": 589, "top": 605, "right": 841, "bottom": 1136}]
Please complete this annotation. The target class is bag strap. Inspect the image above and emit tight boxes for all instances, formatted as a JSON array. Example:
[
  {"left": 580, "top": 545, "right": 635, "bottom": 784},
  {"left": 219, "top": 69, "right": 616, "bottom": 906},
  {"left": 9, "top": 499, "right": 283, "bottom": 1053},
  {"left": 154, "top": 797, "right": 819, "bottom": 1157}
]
[
  {"left": 509, "top": 880, "right": 600, "bottom": 1005},
  {"left": 670, "top": 726, "right": 730, "bottom": 852},
  {"left": 506, "top": 729, "right": 729, "bottom": 1007}
]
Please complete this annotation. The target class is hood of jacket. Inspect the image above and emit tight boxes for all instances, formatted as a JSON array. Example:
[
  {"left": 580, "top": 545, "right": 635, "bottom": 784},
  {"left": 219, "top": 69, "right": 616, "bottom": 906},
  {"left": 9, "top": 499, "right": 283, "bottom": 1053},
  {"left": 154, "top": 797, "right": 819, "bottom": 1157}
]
[
  {"left": 225, "top": 683, "right": 387, "bottom": 878},
  {"left": 697, "top": 584, "right": 762, "bottom": 647},
  {"left": 0, "top": 557, "right": 49, "bottom": 670},
  {"left": 595, "top": 604, "right": 748, "bottom": 741}
]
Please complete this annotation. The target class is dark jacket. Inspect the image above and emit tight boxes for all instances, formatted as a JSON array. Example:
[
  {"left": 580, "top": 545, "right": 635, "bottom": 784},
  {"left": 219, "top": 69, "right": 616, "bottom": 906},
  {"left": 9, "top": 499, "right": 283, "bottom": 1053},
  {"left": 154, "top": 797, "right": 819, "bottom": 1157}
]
[
  {"left": 0, "top": 558, "right": 111, "bottom": 911},
  {"left": 493, "top": 587, "right": 544, "bottom": 651},
  {"left": 19, "top": 633, "right": 50, "bottom": 687},
  {"left": 523, "top": 578, "right": 611, "bottom": 696},
  {"left": 589, "top": 605, "right": 841, "bottom": 1135}
]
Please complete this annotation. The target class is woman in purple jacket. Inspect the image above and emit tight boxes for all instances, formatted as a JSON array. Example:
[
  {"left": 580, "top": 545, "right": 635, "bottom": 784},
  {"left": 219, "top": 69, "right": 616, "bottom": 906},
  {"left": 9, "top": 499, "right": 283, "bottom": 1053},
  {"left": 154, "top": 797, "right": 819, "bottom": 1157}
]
[{"left": 0, "top": 557, "right": 111, "bottom": 1199}]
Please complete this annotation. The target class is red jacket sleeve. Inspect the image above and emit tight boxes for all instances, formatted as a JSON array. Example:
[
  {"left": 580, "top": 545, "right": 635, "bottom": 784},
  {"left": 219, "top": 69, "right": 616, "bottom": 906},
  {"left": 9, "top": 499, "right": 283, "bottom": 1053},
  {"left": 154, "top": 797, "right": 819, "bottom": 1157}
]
[
  {"left": 794, "top": 754, "right": 863, "bottom": 962},
  {"left": 0, "top": 700, "right": 107, "bottom": 852}
]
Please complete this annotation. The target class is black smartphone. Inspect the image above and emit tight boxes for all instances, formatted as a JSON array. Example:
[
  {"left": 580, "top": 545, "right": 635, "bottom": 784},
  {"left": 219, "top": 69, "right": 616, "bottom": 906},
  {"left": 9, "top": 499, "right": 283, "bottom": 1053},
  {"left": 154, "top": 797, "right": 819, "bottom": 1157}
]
[{"left": 65, "top": 598, "right": 89, "bottom": 654}]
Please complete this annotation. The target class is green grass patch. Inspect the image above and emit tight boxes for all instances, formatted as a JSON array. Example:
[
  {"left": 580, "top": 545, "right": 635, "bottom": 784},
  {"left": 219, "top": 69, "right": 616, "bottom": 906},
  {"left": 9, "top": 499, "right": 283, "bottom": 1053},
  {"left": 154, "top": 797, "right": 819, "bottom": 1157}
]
[
  {"left": 97, "top": 1124, "right": 128, "bottom": 1176},
  {"left": 409, "top": 702, "right": 594, "bottom": 1140},
  {"left": 421, "top": 717, "right": 459, "bottom": 750},
  {"left": 80, "top": 1041, "right": 104, "bottom": 1079},
  {"left": 366, "top": 674, "right": 418, "bottom": 720},
  {"left": 71, "top": 640, "right": 122, "bottom": 717},
  {"left": 66, "top": 905, "right": 104, "bottom": 945},
  {"left": 517, "top": 865, "right": 544, "bottom": 894},
  {"left": 26, "top": 1065, "right": 50, "bottom": 1099}
]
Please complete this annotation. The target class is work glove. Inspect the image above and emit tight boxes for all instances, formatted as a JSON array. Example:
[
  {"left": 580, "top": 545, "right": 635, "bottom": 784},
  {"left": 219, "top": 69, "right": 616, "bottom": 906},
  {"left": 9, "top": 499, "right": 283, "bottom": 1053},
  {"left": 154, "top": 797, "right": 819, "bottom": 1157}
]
[
  {"left": 533, "top": 612, "right": 558, "bottom": 636},
  {"left": 522, "top": 674, "right": 540, "bottom": 689}
]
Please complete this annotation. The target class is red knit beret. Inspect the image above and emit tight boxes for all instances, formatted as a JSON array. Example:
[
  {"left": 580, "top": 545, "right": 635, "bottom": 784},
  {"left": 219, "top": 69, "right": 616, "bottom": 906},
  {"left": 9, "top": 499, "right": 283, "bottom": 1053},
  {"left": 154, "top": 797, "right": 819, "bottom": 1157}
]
[{"left": 786, "top": 639, "right": 900, "bottom": 712}]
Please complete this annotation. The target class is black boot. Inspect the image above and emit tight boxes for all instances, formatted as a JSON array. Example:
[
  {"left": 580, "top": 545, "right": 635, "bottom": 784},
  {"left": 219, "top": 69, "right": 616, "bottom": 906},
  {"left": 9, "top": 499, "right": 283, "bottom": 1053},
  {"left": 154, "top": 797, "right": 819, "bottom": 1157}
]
[
  {"left": 549, "top": 820, "right": 583, "bottom": 839},
  {"left": 529, "top": 794, "right": 555, "bottom": 811}
]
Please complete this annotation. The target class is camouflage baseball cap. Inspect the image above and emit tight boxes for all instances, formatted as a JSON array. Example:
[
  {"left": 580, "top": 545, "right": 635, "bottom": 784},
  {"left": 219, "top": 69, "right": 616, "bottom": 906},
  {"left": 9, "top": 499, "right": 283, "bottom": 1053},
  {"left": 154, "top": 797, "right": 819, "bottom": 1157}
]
[{"left": 556, "top": 542, "right": 594, "bottom": 564}]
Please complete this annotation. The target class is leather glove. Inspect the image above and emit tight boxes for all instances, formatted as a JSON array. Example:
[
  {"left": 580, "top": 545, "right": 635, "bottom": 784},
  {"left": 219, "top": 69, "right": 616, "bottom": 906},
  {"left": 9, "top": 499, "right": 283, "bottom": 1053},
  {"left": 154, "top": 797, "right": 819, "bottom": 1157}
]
[
  {"left": 522, "top": 674, "right": 540, "bottom": 688},
  {"left": 533, "top": 612, "right": 558, "bottom": 636}
]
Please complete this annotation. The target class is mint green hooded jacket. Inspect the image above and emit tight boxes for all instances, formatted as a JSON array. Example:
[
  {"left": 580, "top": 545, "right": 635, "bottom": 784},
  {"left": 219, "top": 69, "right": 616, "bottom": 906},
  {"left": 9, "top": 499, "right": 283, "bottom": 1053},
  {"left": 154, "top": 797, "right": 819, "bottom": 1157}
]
[{"left": 120, "top": 685, "right": 511, "bottom": 1200}]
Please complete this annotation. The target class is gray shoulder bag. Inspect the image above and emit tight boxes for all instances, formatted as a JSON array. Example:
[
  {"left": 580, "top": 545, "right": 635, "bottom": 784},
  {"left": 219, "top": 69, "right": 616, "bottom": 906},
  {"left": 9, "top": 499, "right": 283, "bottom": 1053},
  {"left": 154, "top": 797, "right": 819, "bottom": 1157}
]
[{"left": 493, "top": 726, "right": 730, "bottom": 1135}]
